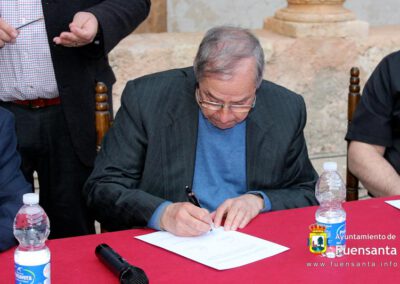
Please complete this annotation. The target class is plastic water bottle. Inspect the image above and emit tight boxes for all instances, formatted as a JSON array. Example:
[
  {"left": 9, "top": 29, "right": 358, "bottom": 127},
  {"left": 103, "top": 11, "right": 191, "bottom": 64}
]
[
  {"left": 315, "top": 162, "right": 346, "bottom": 258},
  {"left": 14, "top": 193, "right": 51, "bottom": 284}
]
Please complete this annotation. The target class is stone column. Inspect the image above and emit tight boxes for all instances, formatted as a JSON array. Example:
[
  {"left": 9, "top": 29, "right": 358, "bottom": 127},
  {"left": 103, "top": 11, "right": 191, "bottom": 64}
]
[
  {"left": 135, "top": 0, "right": 167, "bottom": 33},
  {"left": 264, "top": 0, "right": 369, "bottom": 37}
]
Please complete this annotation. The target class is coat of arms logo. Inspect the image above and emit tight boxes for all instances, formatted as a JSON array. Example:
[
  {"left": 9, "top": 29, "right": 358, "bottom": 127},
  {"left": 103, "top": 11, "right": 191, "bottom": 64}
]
[{"left": 309, "top": 224, "right": 327, "bottom": 254}]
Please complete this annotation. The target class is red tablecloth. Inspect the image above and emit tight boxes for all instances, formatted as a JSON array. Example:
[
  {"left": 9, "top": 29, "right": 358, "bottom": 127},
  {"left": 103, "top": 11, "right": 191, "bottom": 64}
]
[{"left": 1, "top": 196, "right": 399, "bottom": 283}]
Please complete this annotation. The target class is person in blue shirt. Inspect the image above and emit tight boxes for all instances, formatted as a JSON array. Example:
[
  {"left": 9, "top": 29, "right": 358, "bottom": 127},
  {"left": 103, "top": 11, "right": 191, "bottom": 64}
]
[
  {"left": 84, "top": 26, "right": 318, "bottom": 237},
  {"left": 0, "top": 107, "right": 31, "bottom": 251}
]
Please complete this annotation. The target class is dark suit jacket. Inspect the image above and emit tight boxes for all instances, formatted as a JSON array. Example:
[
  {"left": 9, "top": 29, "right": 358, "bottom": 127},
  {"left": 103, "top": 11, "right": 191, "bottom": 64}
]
[
  {"left": 0, "top": 108, "right": 31, "bottom": 251},
  {"left": 43, "top": 0, "right": 150, "bottom": 166},
  {"left": 84, "top": 67, "right": 319, "bottom": 231}
]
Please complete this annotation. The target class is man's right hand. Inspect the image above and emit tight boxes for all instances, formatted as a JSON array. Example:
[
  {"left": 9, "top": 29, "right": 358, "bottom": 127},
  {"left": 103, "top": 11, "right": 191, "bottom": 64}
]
[
  {"left": 0, "top": 18, "right": 18, "bottom": 48},
  {"left": 160, "top": 202, "right": 213, "bottom": 237}
]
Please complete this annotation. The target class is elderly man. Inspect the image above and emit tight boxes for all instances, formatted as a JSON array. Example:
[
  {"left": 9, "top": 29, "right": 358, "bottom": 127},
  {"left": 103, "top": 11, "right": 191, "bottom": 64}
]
[
  {"left": 84, "top": 26, "right": 318, "bottom": 236},
  {"left": 346, "top": 50, "right": 400, "bottom": 196}
]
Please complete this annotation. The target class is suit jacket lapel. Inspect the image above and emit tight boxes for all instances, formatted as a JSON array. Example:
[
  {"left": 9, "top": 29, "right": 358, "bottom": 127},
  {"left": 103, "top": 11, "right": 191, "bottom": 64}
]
[
  {"left": 161, "top": 69, "right": 198, "bottom": 199},
  {"left": 246, "top": 94, "right": 274, "bottom": 190}
]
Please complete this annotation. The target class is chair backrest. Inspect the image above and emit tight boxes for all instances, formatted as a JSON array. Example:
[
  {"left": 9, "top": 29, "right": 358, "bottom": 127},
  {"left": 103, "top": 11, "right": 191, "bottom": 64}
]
[
  {"left": 95, "top": 82, "right": 111, "bottom": 152},
  {"left": 94, "top": 82, "right": 112, "bottom": 233},
  {"left": 346, "top": 67, "right": 361, "bottom": 201}
]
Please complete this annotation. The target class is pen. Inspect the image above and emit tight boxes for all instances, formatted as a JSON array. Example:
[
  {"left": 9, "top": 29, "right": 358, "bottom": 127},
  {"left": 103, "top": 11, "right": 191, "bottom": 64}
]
[
  {"left": 16, "top": 17, "right": 44, "bottom": 30},
  {"left": 185, "top": 185, "right": 201, "bottom": 207},
  {"left": 185, "top": 185, "right": 215, "bottom": 230}
]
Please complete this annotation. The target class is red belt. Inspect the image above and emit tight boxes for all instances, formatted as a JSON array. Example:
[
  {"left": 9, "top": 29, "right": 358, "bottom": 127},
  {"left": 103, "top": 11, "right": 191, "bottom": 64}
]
[{"left": 12, "top": 97, "right": 61, "bottom": 109}]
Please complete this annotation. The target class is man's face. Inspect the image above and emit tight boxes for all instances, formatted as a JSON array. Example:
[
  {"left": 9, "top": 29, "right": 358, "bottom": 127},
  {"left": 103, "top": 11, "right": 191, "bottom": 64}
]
[{"left": 197, "top": 58, "right": 257, "bottom": 129}]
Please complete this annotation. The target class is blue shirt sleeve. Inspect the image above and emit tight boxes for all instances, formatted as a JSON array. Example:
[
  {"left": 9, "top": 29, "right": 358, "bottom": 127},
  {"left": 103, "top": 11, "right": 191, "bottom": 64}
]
[
  {"left": 247, "top": 191, "right": 271, "bottom": 212},
  {"left": 147, "top": 201, "right": 172, "bottom": 230},
  {"left": 0, "top": 109, "right": 31, "bottom": 252}
]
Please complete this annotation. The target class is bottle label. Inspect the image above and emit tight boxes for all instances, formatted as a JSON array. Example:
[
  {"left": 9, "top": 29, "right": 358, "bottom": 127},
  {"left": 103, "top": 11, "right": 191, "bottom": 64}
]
[
  {"left": 15, "top": 262, "right": 50, "bottom": 284},
  {"left": 317, "top": 221, "right": 346, "bottom": 246}
]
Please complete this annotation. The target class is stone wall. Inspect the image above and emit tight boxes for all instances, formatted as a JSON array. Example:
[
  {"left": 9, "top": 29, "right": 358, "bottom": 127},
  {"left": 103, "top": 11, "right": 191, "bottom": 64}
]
[
  {"left": 167, "top": 0, "right": 400, "bottom": 32},
  {"left": 109, "top": 26, "right": 400, "bottom": 158}
]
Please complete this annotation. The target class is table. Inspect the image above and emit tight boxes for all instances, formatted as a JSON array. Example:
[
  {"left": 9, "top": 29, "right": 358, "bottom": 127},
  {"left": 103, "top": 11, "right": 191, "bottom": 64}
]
[{"left": 1, "top": 196, "right": 399, "bottom": 283}]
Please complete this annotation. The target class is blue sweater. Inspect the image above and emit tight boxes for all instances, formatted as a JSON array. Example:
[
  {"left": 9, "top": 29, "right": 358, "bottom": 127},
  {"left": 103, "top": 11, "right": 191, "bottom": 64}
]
[
  {"left": 192, "top": 111, "right": 247, "bottom": 210},
  {"left": 148, "top": 111, "right": 270, "bottom": 230}
]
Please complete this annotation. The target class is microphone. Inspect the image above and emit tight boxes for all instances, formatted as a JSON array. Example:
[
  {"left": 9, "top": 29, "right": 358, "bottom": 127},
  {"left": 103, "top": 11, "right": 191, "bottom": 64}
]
[{"left": 95, "top": 243, "right": 149, "bottom": 284}]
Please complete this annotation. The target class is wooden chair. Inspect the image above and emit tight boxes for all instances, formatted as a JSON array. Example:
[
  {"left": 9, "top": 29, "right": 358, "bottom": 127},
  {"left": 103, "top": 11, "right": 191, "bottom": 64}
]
[
  {"left": 346, "top": 67, "right": 361, "bottom": 201},
  {"left": 95, "top": 82, "right": 111, "bottom": 152},
  {"left": 95, "top": 82, "right": 112, "bottom": 233}
]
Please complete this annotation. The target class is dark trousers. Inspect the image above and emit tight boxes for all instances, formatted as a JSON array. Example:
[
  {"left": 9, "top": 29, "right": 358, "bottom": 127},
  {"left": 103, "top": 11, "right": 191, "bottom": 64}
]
[{"left": 0, "top": 102, "right": 95, "bottom": 238}]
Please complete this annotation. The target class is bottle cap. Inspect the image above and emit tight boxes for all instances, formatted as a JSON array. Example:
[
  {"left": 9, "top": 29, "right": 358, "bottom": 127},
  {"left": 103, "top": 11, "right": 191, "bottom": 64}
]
[
  {"left": 323, "top": 161, "right": 338, "bottom": 171},
  {"left": 23, "top": 193, "right": 39, "bottom": 205}
]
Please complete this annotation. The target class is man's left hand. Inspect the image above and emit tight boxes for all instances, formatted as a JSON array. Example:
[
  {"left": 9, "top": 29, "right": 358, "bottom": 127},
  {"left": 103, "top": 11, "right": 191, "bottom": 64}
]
[
  {"left": 212, "top": 194, "right": 264, "bottom": 231},
  {"left": 53, "top": 12, "right": 98, "bottom": 47}
]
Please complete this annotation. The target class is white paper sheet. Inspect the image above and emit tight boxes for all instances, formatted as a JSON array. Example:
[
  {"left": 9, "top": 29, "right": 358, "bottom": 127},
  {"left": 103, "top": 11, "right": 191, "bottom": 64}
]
[
  {"left": 385, "top": 199, "right": 400, "bottom": 209},
  {"left": 135, "top": 227, "right": 289, "bottom": 270}
]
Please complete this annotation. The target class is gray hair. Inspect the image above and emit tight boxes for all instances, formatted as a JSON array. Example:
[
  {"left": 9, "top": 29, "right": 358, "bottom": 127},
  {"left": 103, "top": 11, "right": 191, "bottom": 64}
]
[{"left": 193, "top": 26, "right": 265, "bottom": 88}]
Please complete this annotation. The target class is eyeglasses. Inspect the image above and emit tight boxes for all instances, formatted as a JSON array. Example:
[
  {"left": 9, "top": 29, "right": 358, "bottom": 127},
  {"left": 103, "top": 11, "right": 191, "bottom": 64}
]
[{"left": 196, "top": 88, "right": 256, "bottom": 113}]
